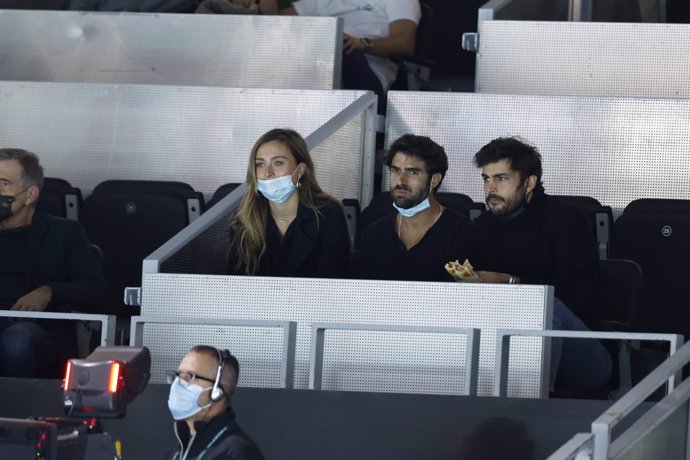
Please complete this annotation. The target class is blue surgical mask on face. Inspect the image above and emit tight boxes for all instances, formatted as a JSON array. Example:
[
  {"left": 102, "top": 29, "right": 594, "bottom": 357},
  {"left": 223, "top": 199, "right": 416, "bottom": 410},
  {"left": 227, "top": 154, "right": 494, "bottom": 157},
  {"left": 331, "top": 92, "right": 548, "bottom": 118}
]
[
  {"left": 167, "top": 377, "right": 212, "bottom": 421},
  {"left": 392, "top": 179, "right": 434, "bottom": 218},
  {"left": 256, "top": 168, "right": 300, "bottom": 204}
]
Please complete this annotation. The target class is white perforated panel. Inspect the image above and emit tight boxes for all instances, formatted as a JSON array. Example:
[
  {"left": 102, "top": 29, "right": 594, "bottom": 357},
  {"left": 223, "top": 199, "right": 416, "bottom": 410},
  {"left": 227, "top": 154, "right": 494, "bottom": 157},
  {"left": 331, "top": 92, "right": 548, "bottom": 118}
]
[
  {"left": 142, "top": 274, "right": 552, "bottom": 398},
  {"left": 0, "top": 83, "right": 368, "bottom": 202},
  {"left": 476, "top": 21, "right": 690, "bottom": 98},
  {"left": 0, "top": 11, "right": 340, "bottom": 90},
  {"left": 386, "top": 92, "right": 690, "bottom": 211}
]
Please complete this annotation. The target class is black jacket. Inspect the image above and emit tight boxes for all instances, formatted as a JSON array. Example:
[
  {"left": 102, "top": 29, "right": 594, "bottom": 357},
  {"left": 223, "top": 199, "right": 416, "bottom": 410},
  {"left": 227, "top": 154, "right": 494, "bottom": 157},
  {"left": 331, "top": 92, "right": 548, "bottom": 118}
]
[
  {"left": 0, "top": 213, "right": 107, "bottom": 311},
  {"left": 228, "top": 199, "right": 350, "bottom": 278},
  {"left": 471, "top": 190, "right": 600, "bottom": 326},
  {"left": 166, "top": 408, "right": 265, "bottom": 460}
]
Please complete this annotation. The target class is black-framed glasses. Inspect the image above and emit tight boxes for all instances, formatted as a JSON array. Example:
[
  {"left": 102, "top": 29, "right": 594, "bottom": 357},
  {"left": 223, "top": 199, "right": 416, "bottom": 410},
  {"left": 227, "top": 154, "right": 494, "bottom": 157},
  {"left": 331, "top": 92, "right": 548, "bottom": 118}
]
[{"left": 166, "top": 370, "right": 215, "bottom": 385}]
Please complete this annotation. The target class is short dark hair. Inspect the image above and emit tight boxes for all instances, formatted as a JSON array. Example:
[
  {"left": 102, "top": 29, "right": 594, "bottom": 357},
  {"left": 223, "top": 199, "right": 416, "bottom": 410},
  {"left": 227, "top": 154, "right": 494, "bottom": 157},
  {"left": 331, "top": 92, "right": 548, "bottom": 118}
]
[
  {"left": 0, "top": 148, "right": 44, "bottom": 190},
  {"left": 190, "top": 345, "right": 240, "bottom": 394},
  {"left": 473, "top": 137, "right": 544, "bottom": 192},
  {"left": 384, "top": 134, "right": 449, "bottom": 190}
]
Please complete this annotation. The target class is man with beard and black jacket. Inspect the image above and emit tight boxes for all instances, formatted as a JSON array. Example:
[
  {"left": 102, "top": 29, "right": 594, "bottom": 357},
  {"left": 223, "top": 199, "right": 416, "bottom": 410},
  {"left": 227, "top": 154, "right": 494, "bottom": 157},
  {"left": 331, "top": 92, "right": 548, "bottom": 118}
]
[
  {"left": 165, "top": 346, "right": 265, "bottom": 460},
  {"left": 468, "top": 137, "right": 612, "bottom": 391}
]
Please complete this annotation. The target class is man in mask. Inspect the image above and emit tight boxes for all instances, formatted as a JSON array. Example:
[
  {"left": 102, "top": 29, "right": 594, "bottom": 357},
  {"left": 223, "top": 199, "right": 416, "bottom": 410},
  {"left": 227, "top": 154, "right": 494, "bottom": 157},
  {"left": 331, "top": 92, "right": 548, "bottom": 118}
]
[
  {"left": 469, "top": 137, "right": 612, "bottom": 391},
  {"left": 165, "top": 346, "right": 265, "bottom": 460},
  {"left": 0, "top": 148, "right": 107, "bottom": 377},
  {"left": 358, "top": 134, "right": 473, "bottom": 281}
]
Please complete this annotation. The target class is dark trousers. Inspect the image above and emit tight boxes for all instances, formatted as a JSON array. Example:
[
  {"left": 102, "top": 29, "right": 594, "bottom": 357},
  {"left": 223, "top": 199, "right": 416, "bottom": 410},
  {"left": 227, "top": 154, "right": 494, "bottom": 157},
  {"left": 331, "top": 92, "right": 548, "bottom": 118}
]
[
  {"left": 0, "top": 318, "right": 72, "bottom": 378},
  {"left": 342, "top": 51, "right": 386, "bottom": 114}
]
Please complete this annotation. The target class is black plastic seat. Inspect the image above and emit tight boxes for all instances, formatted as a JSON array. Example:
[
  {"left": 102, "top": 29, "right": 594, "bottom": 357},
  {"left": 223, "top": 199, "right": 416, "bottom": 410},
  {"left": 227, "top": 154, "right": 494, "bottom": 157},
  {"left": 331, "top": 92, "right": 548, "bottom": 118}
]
[
  {"left": 611, "top": 198, "right": 690, "bottom": 338},
  {"left": 552, "top": 194, "right": 613, "bottom": 260},
  {"left": 36, "top": 177, "right": 83, "bottom": 220},
  {"left": 80, "top": 180, "right": 204, "bottom": 310},
  {"left": 205, "top": 183, "right": 242, "bottom": 210}
]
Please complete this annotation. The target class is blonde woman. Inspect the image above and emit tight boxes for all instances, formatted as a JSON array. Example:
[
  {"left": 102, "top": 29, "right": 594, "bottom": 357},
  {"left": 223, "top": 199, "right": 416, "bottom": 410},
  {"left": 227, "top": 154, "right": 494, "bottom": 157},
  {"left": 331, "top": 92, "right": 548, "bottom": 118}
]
[{"left": 228, "top": 129, "right": 350, "bottom": 277}]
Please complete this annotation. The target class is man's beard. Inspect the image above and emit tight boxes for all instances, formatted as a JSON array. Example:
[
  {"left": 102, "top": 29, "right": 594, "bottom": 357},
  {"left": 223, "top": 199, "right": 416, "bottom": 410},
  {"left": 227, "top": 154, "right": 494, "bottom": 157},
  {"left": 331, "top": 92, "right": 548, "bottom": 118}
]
[
  {"left": 391, "top": 185, "right": 429, "bottom": 209},
  {"left": 486, "top": 184, "right": 527, "bottom": 217}
]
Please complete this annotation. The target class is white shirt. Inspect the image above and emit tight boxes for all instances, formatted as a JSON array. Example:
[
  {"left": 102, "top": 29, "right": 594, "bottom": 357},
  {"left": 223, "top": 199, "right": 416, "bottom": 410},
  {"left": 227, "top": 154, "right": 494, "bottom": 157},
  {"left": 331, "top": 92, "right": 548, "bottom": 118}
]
[{"left": 293, "top": 0, "right": 421, "bottom": 91}]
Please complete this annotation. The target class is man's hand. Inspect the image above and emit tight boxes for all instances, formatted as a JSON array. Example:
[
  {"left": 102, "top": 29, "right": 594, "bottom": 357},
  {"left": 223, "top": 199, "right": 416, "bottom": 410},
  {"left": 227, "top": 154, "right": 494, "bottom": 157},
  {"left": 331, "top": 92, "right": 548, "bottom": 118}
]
[
  {"left": 343, "top": 34, "right": 365, "bottom": 54},
  {"left": 463, "top": 271, "right": 512, "bottom": 284},
  {"left": 11, "top": 286, "right": 52, "bottom": 311}
]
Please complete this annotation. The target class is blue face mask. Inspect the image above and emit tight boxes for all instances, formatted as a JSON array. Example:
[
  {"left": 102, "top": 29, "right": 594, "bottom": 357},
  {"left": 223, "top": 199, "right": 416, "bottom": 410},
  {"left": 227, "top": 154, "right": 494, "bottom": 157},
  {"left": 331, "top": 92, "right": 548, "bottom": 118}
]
[
  {"left": 167, "top": 377, "right": 212, "bottom": 421},
  {"left": 256, "top": 168, "right": 299, "bottom": 204},
  {"left": 392, "top": 180, "right": 433, "bottom": 218}
]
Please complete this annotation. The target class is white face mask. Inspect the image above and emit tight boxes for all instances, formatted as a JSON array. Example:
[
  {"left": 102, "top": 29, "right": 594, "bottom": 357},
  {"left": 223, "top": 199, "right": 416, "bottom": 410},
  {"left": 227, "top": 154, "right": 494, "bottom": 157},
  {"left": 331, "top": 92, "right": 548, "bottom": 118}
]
[
  {"left": 167, "top": 377, "right": 212, "bottom": 421},
  {"left": 256, "top": 167, "right": 300, "bottom": 204}
]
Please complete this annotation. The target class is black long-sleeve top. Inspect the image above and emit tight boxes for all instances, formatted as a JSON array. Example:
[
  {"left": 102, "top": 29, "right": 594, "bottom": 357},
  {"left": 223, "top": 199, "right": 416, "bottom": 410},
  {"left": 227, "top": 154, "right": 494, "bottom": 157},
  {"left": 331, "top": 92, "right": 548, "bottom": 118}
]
[
  {"left": 471, "top": 189, "right": 600, "bottom": 326},
  {"left": 228, "top": 199, "right": 351, "bottom": 278}
]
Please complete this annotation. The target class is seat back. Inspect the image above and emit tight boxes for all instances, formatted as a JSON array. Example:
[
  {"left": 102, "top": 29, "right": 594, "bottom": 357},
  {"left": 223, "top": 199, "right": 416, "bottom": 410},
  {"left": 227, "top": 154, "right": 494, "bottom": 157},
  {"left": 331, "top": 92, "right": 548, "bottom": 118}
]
[
  {"left": 36, "top": 177, "right": 83, "bottom": 220},
  {"left": 611, "top": 199, "right": 690, "bottom": 337},
  {"left": 205, "top": 183, "right": 242, "bottom": 210},
  {"left": 553, "top": 194, "right": 613, "bottom": 259},
  {"left": 80, "top": 180, "right": 205, "bottom": 305},
  {"left": 598, "top": 259, "right": 643, "bottom": 326}
]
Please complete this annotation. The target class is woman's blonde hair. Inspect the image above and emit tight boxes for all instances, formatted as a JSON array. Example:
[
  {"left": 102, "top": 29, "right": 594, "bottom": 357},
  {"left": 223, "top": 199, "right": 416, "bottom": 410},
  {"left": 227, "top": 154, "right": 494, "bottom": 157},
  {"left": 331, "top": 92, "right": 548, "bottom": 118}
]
[{"left": 229, "top": 128, "right": 338, "bottom": 275}]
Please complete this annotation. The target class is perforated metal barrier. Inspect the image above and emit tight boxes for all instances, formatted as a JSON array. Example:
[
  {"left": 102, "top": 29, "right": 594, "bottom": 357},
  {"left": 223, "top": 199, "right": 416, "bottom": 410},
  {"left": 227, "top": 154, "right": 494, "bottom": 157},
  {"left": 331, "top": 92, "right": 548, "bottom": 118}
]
[
  {"left": 475, "top": 21, "right": 690, "bottom": 97},
  {"left": 140, "top": 274, "right": 553, "bottom": 398},
  {"left": 385, "top": 91, "right": 690, "bottom": 213},
  {"left": 0, "top": 10, "right": 342, "bottom": 89},
  {"left": 0, "top": 83, "right": 371, "bottom": 201}
]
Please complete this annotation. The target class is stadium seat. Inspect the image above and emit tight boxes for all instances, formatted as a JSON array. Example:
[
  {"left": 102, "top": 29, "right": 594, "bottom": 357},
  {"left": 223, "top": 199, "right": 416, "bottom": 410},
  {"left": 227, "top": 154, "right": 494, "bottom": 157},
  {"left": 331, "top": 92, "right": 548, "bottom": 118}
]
[
  {"left": 611, "top": 198, "right": 690, "bottom": 338},
  {"left": 80, "top": 180, "right": 204, "bottom": 311},
  {"left": 552, "top": 195, "right": 613, "bottom": 260},
  {"left": 553, "top": 259, "right": 644, "bottom": 399},
  {"left": 205, "top": 182, "right": 242, "bottom": 210},
  {"left": 36, "top": 177, "right": 83, "bottom": 220}
]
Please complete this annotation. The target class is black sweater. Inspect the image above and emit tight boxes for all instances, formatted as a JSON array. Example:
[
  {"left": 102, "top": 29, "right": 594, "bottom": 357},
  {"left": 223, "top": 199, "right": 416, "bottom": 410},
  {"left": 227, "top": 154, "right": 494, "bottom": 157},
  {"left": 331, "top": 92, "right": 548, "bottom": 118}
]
[
  {"left": 358, "top": 208, "right": 473, "bottom": 282},
  {"left": 471, "top": 190, "right": 600, "bottom": 326}
]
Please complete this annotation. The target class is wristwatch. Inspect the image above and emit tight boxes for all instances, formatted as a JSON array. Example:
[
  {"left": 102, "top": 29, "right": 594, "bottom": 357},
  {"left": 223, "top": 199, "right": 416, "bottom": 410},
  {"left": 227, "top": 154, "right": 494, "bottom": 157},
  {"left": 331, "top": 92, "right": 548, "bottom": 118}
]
[{"left": 361, "top": 37, "right": 374, "bottom": 50}]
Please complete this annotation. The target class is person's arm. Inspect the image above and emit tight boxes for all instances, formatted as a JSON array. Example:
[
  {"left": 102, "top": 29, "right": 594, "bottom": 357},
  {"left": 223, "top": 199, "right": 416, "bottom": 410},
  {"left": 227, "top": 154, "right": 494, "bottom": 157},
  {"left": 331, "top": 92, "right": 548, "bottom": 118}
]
[
  {"left": 312, "top": 202, "right": 351, "bottom": 278},
  {"left": 342, "top": 19, "right": 417, "bottom": 57},
  {"left": 40, "top": 222, "right": 108, "bottom": 312},
  {"left": 279, "top": 5, "right": 296, "bottom": 15}
]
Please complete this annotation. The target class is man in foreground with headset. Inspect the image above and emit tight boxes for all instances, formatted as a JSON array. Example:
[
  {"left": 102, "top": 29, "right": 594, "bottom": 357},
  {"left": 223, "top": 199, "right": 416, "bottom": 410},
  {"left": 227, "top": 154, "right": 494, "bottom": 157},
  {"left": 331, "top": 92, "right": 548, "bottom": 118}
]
[{"left": 165, "top": 345, "right": 265, "bottom": 460}]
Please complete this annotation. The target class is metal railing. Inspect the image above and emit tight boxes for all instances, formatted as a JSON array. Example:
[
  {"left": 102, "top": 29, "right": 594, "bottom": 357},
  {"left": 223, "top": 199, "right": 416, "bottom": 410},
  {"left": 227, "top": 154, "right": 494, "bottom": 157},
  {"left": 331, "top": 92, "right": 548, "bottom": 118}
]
[
  {"left": 495, "top": 329, "right": 683, "bottom": 397},
  {"left": 0, "top": 311, "right": 116, "bottom": 348}
]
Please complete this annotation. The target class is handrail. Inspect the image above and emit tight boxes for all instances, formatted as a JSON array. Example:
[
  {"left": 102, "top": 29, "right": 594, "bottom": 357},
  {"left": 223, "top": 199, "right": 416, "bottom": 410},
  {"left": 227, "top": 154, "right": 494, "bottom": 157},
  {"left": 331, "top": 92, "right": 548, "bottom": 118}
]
[
  {"left": 495, "top": 329, "right": 683, "bottom": 398},
  {"left": 591, "top": 339, "right": 690, "bottom": 459},
  {"left": 0, "top": 311, "right": 116, "bottom": 347}
]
